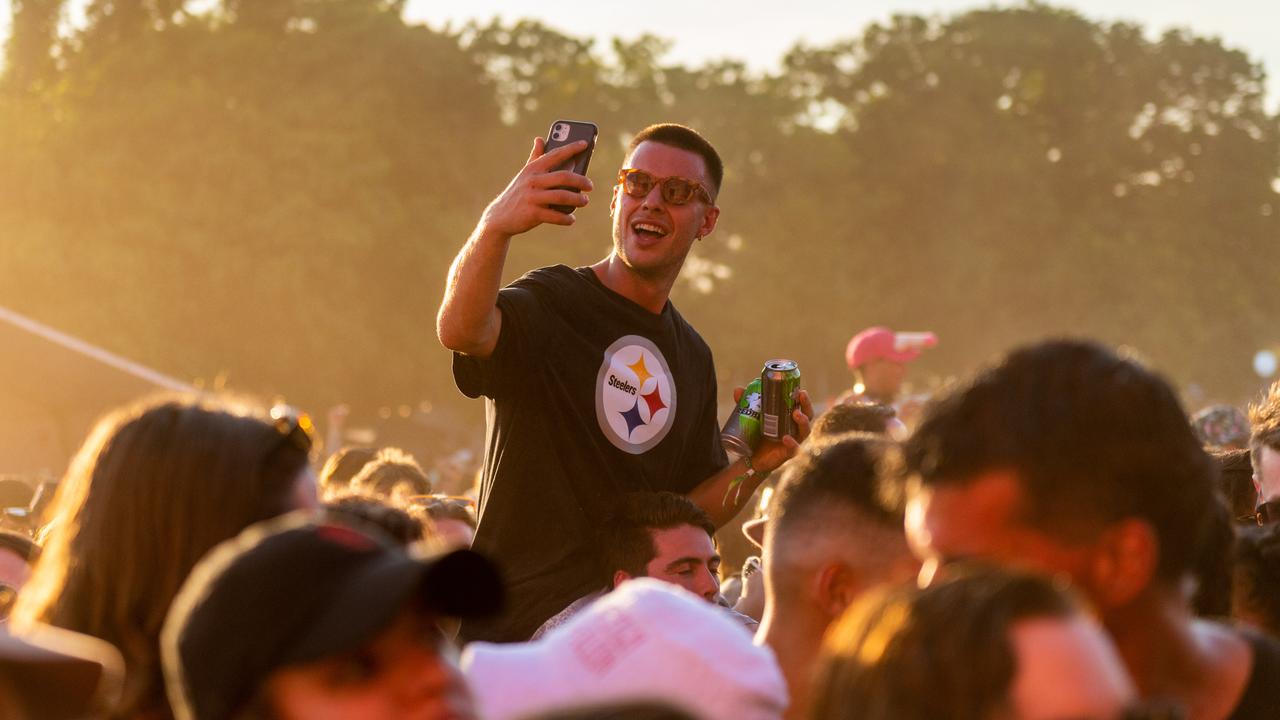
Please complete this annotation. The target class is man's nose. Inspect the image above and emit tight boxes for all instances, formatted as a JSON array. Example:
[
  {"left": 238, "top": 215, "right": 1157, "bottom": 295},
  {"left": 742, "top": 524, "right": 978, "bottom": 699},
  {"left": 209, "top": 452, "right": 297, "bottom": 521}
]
[
  {"left": 640, "top": 182, "right": 666, "bottom": 208},
  {"left": 697, "top": 566, "right": 719, "bottom": 601}
]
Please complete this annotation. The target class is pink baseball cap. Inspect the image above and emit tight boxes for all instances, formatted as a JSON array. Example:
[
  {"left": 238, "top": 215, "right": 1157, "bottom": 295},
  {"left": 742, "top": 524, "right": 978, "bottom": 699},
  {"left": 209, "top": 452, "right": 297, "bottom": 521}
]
[{"left": 846, "top": 327, "right": 938, "bottom": 369}]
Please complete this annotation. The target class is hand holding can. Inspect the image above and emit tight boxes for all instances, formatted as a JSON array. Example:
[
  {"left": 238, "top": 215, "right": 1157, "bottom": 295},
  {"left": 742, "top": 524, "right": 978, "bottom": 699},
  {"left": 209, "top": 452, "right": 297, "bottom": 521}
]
[{"left": 761, "top": 360, "right": 801, "bottom": 440}]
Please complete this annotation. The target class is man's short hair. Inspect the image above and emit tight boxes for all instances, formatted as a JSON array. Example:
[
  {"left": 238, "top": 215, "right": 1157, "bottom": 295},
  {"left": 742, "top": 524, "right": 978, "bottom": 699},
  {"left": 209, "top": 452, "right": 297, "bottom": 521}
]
[
  {"left": 349, "top": 447, "right": 432, "bottom": 498},
  {"left": 902, "top": 340, "right": 1216, "bottom": 584},
  {"left": 628, "top": 124, "right": 724, "bottom": 197},
  {"left": 809, "top": 404, "right": 896, "bottom": 441},
  {"left": 318, "top": 446, "right": 376, "bottom": 496},
  {"left": 601, "top": 492, "right": 715, "bottom": 585},
  {"left": 768, "top": 434, "right": 903, "bottom": 543},
  {"left": 1249, "top": 380, "right": 1280, "bottom": 462},
  {"left": 324, "top": 494, "right": 425, "bottom": 548}
]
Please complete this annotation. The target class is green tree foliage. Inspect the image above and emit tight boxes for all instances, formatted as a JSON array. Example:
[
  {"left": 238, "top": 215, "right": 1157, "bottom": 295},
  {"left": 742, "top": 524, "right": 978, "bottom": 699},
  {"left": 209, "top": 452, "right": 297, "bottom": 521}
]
[
  {"left": 770, "top": 5, "right": 1280, "bottom": 396},
  {"left": 1, "top": 2, "right": 1277, "bottom": 454}
]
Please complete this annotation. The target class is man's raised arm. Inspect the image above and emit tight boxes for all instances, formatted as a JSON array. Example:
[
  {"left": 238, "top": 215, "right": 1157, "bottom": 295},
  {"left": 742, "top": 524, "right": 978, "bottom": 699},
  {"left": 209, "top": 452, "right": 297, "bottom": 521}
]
[{"left": 436, "top": 138, "right": 594, "bottom": 358}]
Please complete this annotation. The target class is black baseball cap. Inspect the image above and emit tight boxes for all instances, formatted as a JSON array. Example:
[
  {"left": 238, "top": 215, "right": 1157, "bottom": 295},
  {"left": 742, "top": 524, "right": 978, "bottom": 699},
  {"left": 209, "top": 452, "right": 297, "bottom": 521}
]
[{"left": 161, "top": 510, "right": 503, "bottom": 720}]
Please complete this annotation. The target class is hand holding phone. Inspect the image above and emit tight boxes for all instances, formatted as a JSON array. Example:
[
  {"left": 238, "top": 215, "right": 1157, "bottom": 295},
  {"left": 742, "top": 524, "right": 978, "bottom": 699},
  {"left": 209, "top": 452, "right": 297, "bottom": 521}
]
[
  {"left": 476, "top": 126, "right": 595, "bottom": 238},
  {"left": 543, "top": 120, "right": 598, "bottom": 214}
]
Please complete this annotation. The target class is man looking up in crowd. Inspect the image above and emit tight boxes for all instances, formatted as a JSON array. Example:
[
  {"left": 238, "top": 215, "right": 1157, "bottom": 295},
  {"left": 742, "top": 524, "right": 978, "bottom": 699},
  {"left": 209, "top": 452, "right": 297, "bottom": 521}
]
[
  {"left": 902, "top": 340, "right": 1280, "bottom": 719},
  {"left": 535, "top": 492, "right": 754, "bottom": 638},
  {"left": 437, "top": 124, "right": 810, "bottom": 642},
  {"left": 757, "top": 434, "right": 919, "bottom": 720},
  {"left": 1249, "top": 381, "right": 1280, "bottom": 523}
]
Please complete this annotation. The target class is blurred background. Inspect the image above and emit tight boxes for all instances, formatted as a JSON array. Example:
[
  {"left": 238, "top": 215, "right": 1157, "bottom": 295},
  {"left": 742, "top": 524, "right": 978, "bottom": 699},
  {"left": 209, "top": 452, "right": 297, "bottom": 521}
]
[{"left": 1, "top": 0, "right": 1278, "bottom": 480}]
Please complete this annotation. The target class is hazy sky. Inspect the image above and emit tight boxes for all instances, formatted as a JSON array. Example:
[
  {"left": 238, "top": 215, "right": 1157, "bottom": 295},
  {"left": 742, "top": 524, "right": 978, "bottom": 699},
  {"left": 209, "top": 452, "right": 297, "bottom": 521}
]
[
  {"left": 402, "top": 0, "right": 1280, "bottom": 105},
  {"left": 1, "top": 1, "right": 1276, "bottom": 104}
]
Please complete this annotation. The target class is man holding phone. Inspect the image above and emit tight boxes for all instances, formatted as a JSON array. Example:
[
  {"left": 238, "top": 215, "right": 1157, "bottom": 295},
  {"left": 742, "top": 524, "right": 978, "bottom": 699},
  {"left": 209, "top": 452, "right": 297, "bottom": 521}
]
[{"left": 437, "top": 123, "right": 811, "bottom": 642}]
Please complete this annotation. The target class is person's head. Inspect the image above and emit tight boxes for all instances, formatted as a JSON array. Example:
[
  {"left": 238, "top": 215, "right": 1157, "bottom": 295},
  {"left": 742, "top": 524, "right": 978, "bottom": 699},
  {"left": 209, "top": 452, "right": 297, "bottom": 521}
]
[
  {"left": 844, "top": 328, "right": 936, "bottom": 403},
  {"left": 0, "top": 530, "right": 38, "bottom": 618},
  {"left": 10, "top": 395, "right": 318, "bottom": 717},
  {"left": 349, "top": 447, "right": 432, "bottom": 501},
  {"left": 1232, "top": 523, "right": 1280, "bottom": 637},
  {"left": 1192, "top": 404, "right": 1251, "bottom": 451},
  {"left": 602, "top": 492, "right": 719, "bottom": 602},
  {"left": 610, "top": 124, "right": 722, "bottom": 283},
  {"left": 1249, "top": 380, "right": 1280, "bottom": 505},
  {"left": 462, "top": 579, "right": 787, "bottom": 720},
  {"left": 317, "top": 447, "right": 377, "bottom": 499},
  {"left": 901, "top": 340, "right": 1216, "bottom": 615},
  {"left": 407, "top": 495, "right": 478, "bottom": 550},
  {"left": 811, "top": 566, "right": 1135, "bottom": 720},
  {"left": 808, "top": 403, "right": 900, "bottom": 442},
  {"left": 1213, "top": 448, "right": 1259, "bottom": 524},
  {"left": 763, "top": 435, "right": 916, "bottom": 627},
  {"left": 162, "top": 512, "right": 503, "bottom": 720},
  {"left": 324, "top": 494, "right": 428, "bottom": 549}
]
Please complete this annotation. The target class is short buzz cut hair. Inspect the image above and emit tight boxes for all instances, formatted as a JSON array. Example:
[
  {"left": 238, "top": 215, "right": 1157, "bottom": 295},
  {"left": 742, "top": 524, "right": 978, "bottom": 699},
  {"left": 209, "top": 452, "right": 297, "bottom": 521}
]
[
  {"left": 1249, "top": 380, "right": 1280, "bottom": 464},
  {"left": 600, "top": 492, "right": 715, "bottom": 585},
  {"left": 902, "top": 339, "right": 1216, "bottom": 584},
  {"left": 628, "top": 124, "right": 724, "bottom": 197},
  {"left": 768, "top": 434, "right": 904, "bottom": 544},
  {"left": 808, "top": 403, "right": 897, "bottom": 442}
]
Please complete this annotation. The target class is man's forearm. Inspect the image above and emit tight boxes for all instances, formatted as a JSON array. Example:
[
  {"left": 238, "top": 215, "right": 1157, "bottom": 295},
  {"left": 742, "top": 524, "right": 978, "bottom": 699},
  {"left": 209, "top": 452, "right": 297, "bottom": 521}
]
[
  {"left": 688, "top": 458, "right": 767, "bottom": 528},
  {"left": 436, "top": 226, "right": 511, "bottom": 357}
]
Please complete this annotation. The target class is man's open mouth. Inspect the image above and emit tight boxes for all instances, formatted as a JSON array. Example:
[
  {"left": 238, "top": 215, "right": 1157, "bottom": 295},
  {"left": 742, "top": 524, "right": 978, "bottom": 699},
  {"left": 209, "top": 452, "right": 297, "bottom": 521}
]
[{"left": 632, "top": 221, "right": 668, "bottom": 239}]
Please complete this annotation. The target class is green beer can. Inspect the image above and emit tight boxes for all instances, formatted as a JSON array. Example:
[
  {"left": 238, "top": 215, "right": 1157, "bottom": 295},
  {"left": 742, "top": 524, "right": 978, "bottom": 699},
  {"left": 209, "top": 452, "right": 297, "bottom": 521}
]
[
  {"left": 720, "top": 378, "right": 763, "bottom": 458},
  {"left": 761, "top": 359, "right": 801, "bottom": 440}
]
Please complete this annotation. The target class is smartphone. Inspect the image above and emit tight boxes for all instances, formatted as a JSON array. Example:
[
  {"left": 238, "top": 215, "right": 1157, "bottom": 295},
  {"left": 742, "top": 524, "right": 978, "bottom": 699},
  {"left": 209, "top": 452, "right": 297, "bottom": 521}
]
[{"left": 543, "top": 120, "right": 598, "bottom": 214}]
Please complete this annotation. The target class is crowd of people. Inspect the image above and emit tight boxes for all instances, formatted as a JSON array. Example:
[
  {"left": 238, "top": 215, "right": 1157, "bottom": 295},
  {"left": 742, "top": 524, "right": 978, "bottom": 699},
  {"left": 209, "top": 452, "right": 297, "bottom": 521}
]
[{"left": 2, "top": 122, "right": 1280, "bottom": 720}]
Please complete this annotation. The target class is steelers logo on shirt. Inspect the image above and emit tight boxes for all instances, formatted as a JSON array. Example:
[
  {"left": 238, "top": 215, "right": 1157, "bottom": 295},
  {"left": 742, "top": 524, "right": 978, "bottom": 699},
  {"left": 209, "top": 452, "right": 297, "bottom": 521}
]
[{"left": 595, "top": 335, "right": 677, "bottom": 455}]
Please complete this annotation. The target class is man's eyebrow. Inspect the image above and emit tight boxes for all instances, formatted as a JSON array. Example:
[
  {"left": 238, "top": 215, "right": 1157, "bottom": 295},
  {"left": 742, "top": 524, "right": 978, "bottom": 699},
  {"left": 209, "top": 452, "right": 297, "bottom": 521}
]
[{"left": 670, "top": 550, "right": 721, "bottom": 568}]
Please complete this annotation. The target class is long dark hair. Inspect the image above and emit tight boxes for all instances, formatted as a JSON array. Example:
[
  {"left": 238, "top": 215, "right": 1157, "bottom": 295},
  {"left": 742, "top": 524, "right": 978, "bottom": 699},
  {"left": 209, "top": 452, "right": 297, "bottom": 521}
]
[{"left": 12, "top": 394, "right": 311, "bottom": 719}]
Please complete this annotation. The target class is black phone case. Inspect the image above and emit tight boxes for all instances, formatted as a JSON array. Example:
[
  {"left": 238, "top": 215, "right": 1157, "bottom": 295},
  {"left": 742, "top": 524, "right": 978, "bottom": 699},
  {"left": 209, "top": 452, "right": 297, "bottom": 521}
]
[{"left": 544, "top": 120, "right": 598, "bottom": 214}]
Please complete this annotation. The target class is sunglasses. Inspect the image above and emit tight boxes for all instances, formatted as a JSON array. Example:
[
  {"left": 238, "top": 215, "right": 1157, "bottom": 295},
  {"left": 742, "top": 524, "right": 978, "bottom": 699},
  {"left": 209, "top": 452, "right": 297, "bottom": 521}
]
[
  {"left": 407, "top": 494, "right": 476, "bottom": 511},
  {"left": 1253, "top": 499, "right": 1280, "bottom": 527},
  {"left": 270, "top": 405, "right": 316, "bottom": 454},
  {"left": 617, "top": 168, "right": 713, "bottom": 206}
]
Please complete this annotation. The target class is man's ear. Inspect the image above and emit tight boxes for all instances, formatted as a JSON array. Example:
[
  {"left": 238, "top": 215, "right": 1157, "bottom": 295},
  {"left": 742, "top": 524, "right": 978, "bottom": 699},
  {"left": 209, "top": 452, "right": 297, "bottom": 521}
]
[
  {"left": 1087, "top": 518, "right": 1158, "bottom": 609},
  {"left": 697, "top": 205, "right": 720, "bottom": 240},
  {"left": 612, "top": 570, "right": 632, "bottom": 590},
  {"left": 815, "top": 563, "right": 861, "bottom": 619}
]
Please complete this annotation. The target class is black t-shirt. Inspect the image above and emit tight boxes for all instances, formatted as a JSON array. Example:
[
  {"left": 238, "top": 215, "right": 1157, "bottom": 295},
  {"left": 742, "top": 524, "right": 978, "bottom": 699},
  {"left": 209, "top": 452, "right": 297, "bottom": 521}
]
[
  {"left": 453, "top": 265, "right": 728, "bottom": 642},
  {"left": 1229, "top": 630, "right": 1280, "bottom": 719}
]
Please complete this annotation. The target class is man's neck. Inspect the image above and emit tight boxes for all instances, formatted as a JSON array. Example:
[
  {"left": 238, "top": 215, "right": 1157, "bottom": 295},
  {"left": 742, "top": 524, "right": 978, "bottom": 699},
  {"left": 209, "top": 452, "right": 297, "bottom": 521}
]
[
  {"left": 757, "top": 600, "right": 830, "bottom": 720},
  {"left": 1105, "top": 591, "right": 1251, "bottom": 720},
  {"left": 590, "top": 255, "right": 676, "bottom": 315}
]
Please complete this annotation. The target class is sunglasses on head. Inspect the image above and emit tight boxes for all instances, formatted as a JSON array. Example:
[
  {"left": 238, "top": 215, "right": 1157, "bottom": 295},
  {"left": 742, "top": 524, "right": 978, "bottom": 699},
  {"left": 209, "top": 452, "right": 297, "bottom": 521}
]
[
  {"left": 617, "top": 168, "right": 713, "bottom": 206},
  {"left": 1254, "top": 499, "right": 1280, "bottom": 527},
  {"left": 270, "top": 405, "right": 316, "bottom": 454}
]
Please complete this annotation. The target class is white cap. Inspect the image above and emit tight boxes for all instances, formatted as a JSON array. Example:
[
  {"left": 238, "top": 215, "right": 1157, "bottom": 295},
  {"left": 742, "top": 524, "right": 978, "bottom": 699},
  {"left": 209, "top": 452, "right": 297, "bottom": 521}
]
[{"left": 461, "top": 579, "right": 788, "bottom": 720}]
